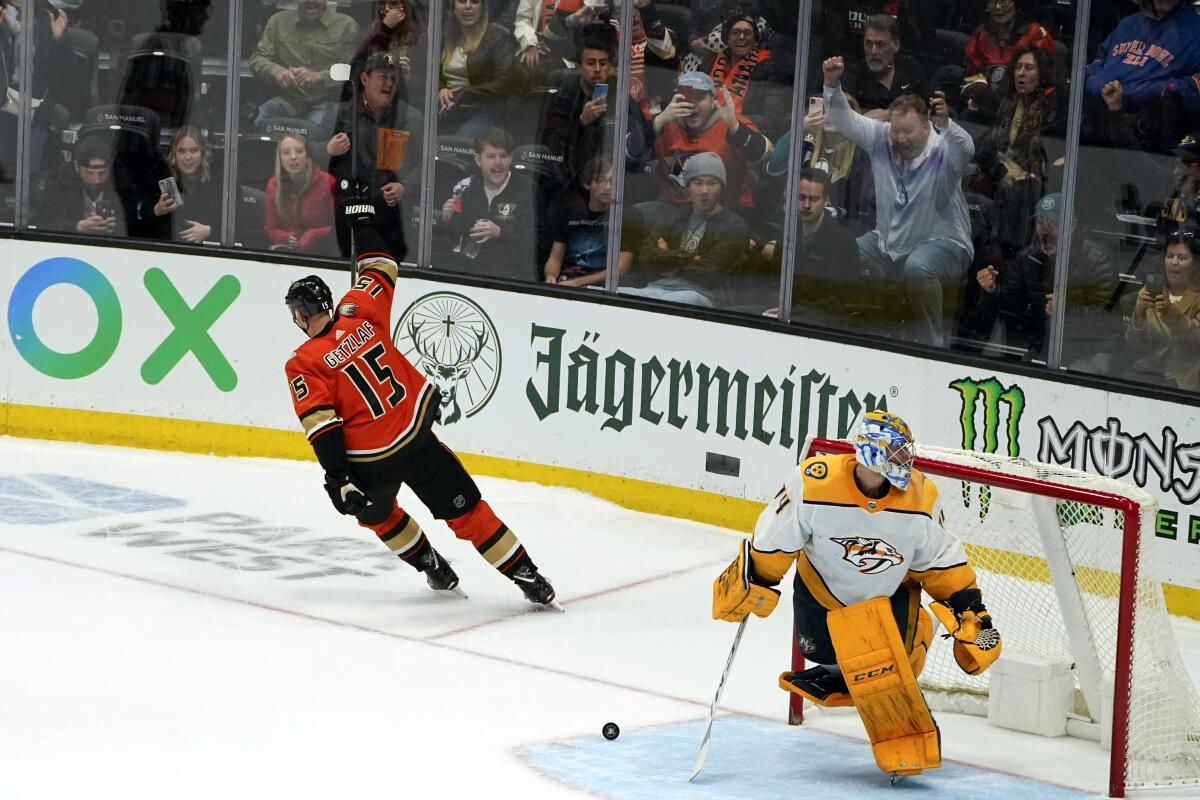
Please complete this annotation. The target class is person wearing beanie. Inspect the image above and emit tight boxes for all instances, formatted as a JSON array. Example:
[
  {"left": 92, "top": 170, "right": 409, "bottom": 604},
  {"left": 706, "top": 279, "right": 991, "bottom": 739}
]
[
  {"left": 652, "top": 70, "right": 771, "bottom": 212},
  {"left": 970, "top": 191, "right": 1118, "bottom": 369},
  {"left": 622, "top": 151, "right": 749, "bottom": 309}
]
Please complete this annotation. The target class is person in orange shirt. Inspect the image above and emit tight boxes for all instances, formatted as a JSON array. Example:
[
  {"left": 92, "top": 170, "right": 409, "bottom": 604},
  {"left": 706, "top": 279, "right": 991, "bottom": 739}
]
[
  {"left": 283, "top": 183, "right": 558, "bottom": 606},
  {"left": 652, "top": 71, "right": 771, "bottom": 212}
]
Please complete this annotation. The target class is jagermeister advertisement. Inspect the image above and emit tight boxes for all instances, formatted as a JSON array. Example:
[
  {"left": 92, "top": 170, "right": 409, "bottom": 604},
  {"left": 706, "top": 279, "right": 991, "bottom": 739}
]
[{"left": 2, "top": 239, "right": 1199, "bottom": 595}]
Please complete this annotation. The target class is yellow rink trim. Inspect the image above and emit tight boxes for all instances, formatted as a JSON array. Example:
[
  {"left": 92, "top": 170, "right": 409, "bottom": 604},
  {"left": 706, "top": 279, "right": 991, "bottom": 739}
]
[{"left": 4, "top": 402, "right": 1200, "bottom": 620}]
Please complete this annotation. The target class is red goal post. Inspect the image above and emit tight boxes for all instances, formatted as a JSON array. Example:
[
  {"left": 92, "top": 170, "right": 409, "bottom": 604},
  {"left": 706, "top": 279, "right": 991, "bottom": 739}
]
[{"left": 788, "top": 437, "right": 1200, "bottom": 799}]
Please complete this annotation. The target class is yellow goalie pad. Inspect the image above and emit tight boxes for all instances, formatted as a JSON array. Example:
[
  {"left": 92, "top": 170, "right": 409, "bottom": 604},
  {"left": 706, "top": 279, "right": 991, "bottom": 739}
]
[
  {"left": 712, "top": 539, "right": 780, "bottom": 622},
  {"left": 828, "top": 596, "right": 941, "bottom": 777}
]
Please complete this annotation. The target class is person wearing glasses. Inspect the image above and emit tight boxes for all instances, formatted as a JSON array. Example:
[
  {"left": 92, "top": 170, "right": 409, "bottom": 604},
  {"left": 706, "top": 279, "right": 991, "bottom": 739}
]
[
  {"left": 694, "top": 12, "right": 784, "bottom": 136},
  {"left": 823, "top": 55, "right": 974, "bottom": 348},
  {"left": 1126, "top": 228, "right": 1200, "bottom": 391}
]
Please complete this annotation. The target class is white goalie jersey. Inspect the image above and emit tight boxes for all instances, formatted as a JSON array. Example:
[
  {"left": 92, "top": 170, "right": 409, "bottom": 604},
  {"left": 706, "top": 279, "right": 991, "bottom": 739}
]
[{"left": 749, "top": 454, "right": 977, "bottom": 608}]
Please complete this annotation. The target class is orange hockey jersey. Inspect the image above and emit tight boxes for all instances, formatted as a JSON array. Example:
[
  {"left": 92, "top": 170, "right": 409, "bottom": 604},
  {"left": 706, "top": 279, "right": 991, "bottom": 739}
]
[{"left": 285, "top": 253, "right": 437, "bottom": 466}]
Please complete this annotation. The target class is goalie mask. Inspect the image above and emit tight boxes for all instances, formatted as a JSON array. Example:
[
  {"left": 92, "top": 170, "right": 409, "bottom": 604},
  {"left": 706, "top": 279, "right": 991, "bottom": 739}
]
[
  {"left": 285, "top": 275, "right": 333, "bottom": 328},
  {"left": 854, "top": 411, "right": 915, "bottom": 491}
]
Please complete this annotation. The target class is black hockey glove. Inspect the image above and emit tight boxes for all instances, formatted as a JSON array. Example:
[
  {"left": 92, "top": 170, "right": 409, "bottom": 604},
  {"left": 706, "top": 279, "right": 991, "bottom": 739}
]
[
  {"left": 324, "top": 470, "right": 370, "bottom": 516},
  {"left": 338, "top": 178, "right": 376, "bottom": 228}
]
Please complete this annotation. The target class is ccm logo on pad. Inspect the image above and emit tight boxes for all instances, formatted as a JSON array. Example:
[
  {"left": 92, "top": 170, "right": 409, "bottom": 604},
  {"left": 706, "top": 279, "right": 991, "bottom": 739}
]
[{"left": 853, "top": 663, "right": 896, "bottom": 682}]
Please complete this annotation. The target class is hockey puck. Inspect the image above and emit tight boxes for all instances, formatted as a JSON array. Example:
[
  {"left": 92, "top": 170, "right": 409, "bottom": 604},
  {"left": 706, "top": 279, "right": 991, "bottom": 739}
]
[{"left": 602, "top": 722, "right": 620, "bottom": 740}]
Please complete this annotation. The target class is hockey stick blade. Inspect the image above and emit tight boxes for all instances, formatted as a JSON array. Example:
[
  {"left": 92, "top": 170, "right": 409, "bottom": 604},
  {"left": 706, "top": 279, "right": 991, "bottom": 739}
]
[{"left": 689, "top": 617, "right": 748, "bottom": 782}]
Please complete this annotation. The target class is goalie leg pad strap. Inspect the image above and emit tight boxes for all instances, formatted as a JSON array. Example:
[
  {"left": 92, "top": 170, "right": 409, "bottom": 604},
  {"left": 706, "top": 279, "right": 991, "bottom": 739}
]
[
  {"left": 829, "top": 596, "right": 941, "bottom": 776},
  {"left": 779, "top": 666, "right": 854, "bottom": 707},
  {"left": 712, "top": 539, "right": 780, "bottom": 621}
]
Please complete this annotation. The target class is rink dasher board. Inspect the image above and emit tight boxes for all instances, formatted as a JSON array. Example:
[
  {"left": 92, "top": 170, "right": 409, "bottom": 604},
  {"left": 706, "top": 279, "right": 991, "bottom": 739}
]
[{"left": 1, "top": 238, "right": 1199, "bottom": 612}]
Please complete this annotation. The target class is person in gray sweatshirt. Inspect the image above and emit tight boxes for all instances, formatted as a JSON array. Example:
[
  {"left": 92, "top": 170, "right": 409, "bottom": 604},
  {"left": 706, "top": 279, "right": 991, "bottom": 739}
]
[{"left": 822, "top": 55, "right": 975, "bottom": 348}]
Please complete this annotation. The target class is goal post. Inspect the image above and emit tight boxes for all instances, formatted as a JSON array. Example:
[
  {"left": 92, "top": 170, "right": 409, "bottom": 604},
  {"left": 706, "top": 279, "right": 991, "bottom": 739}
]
[{"left": 786, "top": 437, "right": 1200, "bottom": 799}]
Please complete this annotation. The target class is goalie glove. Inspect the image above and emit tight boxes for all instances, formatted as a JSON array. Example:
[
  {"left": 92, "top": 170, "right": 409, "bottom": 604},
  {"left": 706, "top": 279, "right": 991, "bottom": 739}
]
[
  {"left": 712, "top": 538, "right": 780, "bottom": 622},
  {"left": 324, "top": 470, "right": 370, "bottom": 516},
  {"left": 929, "top": 587, "right": 1002, "bottom": 676},
  {"left": 338, "top": 178, "right": 377, "bottom": 228}
]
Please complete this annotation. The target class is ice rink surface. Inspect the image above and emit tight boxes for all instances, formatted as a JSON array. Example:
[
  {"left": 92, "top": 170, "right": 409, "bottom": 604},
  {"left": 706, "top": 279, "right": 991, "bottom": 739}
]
[{"left": 1, "top": 437, "right": 1198, "bottom": 799}]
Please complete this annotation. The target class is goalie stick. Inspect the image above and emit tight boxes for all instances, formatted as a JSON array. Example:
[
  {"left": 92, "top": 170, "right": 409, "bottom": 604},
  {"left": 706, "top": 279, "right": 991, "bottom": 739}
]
[{"left": 689, "top": 616, "right": 748, "bottom": 781}]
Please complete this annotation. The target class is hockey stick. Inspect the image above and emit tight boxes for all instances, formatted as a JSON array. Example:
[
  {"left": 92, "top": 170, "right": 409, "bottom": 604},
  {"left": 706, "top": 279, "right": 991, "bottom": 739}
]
[
  {"left": 329, "top": 62, "right": 359, "bottom": 285},
  {"left": 689, "top": 616, "right": 748, "bottom": 782}
]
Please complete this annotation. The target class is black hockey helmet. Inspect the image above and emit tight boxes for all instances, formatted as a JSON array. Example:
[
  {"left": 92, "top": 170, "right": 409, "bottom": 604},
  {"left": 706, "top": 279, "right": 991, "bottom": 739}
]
[{"left": 285, "top": 275, "right": 333, "bottom": 322}]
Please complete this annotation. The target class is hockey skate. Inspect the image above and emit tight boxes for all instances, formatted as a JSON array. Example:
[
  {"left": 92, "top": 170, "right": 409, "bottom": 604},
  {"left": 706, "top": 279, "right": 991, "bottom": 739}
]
[
  {"left": 511, "top": 563, "right": 561, "bottom": 610},
  {"left": 415, "top": 546, "right": 467, "bottom": 598}
]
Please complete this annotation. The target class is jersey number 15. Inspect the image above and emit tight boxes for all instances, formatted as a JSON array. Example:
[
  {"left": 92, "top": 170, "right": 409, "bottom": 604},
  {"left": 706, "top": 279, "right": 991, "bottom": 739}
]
[{"left": 344, "top": 342, "right": 407, "bottom": 417}]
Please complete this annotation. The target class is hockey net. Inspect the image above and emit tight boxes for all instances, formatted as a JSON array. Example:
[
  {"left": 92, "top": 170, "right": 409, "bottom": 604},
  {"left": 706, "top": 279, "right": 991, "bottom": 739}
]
[{"left": 792, "top": 438, "right": 1200, "bottom": 798}]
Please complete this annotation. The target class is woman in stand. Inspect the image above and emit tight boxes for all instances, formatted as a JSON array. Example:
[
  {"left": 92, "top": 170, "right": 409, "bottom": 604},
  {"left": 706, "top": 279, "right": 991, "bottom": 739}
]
[
  {"left": 153, "top": 126, "right": 221, "bottom": 244},
  {"left": 349, "top": 0, "right": 426, "bottom": 104},
  {"left": 1126, "top": 229, "right": 1200, "bottom": 392},
  {"left": 437, "top": 0, "right": 519, "bottom": 137},
  {"left": 265, "top": 133, "right": 336, "bottom": 255},
  {"left": 973, "top": 44, "right": 1065, "bottom": 257}
]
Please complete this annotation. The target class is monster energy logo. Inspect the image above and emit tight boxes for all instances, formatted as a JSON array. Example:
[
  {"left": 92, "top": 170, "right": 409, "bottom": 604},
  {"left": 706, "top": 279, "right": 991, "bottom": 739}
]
[
  {"left": 949, "top": 377, "right": 1027, "bottom": 520},
  {"left": 950, "top": 377, "right": 1026, "bottom": 456}
]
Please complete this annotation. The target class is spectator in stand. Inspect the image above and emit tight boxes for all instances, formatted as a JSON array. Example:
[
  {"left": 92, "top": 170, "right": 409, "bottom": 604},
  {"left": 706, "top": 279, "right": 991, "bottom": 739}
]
[
  {"left": 766, "top": 91, "right": 875, "bottom": 233},
  {"left": 1157, "top": 133, "right": 1200, "bottom": 235},
  {"left": 1083, "top": 0, "right": 1200, "bottom": 150},
  {"left": 962, "top": 0, "right": 1054, "bottom": 98},
  {"left": 250, "top": 0, "right": 358, "bottom": 135},
  {"left": 1, "top": 0, "right": 70, "bottom": 171},
  {"left": 974, "top": 192, "right": 1118, "bottom": 366},
  {"left": 265, "top": 133, "right": 337, "bottom": 255},
  {"left": 436, "top": 127, "right": 537, "bottom": 280},
  {"left": 437, "top": 0, "right": 520, "bottom": 138},
  {"left": 31, "top": 134, "right": 125, "bottom": 237},
  {"left": 824, "top": 56, "right": 975, "bottom": 348},
  {"left": 153, "top": 126, "right": 221, "bottom": 245},
  {"left": 539, "top": 36, "right": 655, "bottom": 196},
  {"left": 973, "top": 44, "right": 1065, "bottom": 258},
  {"left": 347, "top": 0, "right": 425, "bottom": 105},
  {"left": 624, "top": 152, "right": 749, "bottom": 309},
  {"left": 759, "top": 168, "right": 866, "bottom": 325},
  {"left": 328, "top": 50, "right": 422, "bottom": 258},
  {"left": 512, "top": 0, "right": 561, "bottom": 84},
  {"left": 820, "top": 0, "right": 937, "bottom": 72},
  {"left": 840, "top": 14, "right": 929, "bottom": 121},
  {"left": 699, "top": 11, "right": 786, "bottom": 137},
  {"left": 543, "top": 156, "right": 634, "bottom": 286},
  {"left": 652, "top": 71, "right": 771, "bottom": 213},
  {"left": 628, "top": 3, "right": 681, "bottom": 116},
  {"left": 1125, "top": 228, "right": 1200, "bottom": 390}
]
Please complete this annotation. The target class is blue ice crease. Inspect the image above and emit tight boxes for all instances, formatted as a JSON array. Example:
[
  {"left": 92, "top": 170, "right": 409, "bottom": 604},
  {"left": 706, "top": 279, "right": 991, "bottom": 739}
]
[
  {"left": 0, "top": 474, "right": 184, "bottom": 524},
  {"left": 519, "top": 716, "right": 1096, "bottom": 800}
]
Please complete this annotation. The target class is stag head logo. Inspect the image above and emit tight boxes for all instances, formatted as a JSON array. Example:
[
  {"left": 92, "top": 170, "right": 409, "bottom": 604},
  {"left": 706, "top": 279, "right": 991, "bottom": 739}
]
[{"left": 394, "top": 292, "right": 501, "bottom": 424}]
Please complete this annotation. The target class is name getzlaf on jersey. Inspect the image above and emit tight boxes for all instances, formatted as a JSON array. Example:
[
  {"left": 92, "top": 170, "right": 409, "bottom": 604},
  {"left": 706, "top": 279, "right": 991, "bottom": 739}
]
[
  {"left": 285, "top": 255, "right": 437, "bottom": 465},
  {"left": 750, "top": 453, "right": 975, "bottom": 607}
]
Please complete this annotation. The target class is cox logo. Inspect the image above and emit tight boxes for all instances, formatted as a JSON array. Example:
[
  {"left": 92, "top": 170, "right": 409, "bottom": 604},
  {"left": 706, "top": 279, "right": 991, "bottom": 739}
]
[{"left": 7, "top": 257, "right": 241, "bottom": 390}]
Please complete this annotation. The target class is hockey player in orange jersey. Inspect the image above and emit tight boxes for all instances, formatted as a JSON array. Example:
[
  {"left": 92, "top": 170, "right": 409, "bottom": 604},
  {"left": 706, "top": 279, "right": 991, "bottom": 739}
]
[
  {"left": 712, "top": 411, "right": 1002, "bottom": 778},
  {"left": 284, "top": 180, "right": 556, "bottom": 606}
]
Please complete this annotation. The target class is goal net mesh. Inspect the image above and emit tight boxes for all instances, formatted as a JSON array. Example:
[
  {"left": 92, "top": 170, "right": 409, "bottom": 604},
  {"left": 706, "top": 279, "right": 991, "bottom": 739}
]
[{"left": 910, "top": 444, "right": 1200, "bottom": 791}]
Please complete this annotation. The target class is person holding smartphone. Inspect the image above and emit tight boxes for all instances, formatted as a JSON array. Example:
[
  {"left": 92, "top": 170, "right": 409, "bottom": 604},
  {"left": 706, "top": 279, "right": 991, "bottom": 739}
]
[
  {"left": 152, "top": 126, "right": 221, "bottom": 245},
  {"left": 537, "top": 36, "right": 655, "bottom": 197},
  {"left": 1126, "top": 228, "right": 1200, "bottom": 391},
  {"left": 31, "top": 133, "right": 125, "bottom": 237}
]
